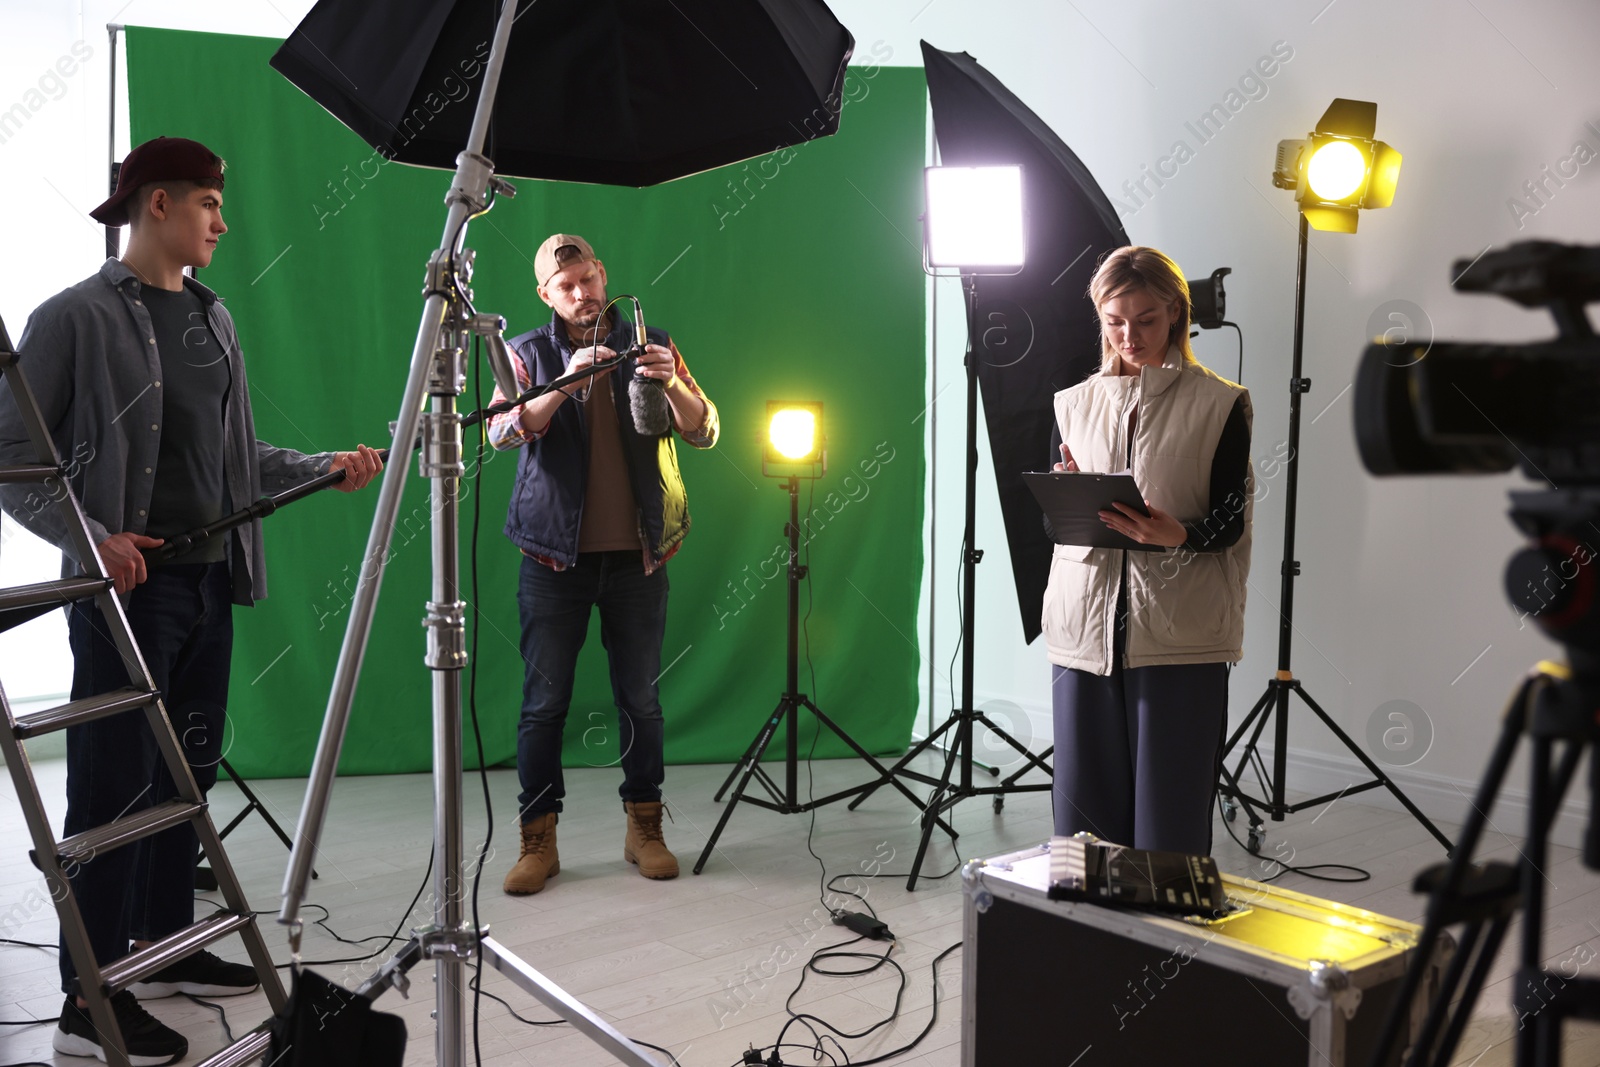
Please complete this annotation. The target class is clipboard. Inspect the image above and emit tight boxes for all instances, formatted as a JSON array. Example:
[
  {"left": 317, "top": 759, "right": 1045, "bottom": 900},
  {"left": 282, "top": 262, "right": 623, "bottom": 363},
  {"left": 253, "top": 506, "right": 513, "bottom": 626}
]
[{"left": 1023, "top": 471, "right": 1162, "bottom": 551}]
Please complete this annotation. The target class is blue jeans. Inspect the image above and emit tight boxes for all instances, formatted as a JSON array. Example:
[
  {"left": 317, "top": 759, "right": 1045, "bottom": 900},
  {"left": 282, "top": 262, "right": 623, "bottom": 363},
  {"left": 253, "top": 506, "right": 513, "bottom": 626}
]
[
  {"left": 515, "top": 551, "right": 667, "bottom": 820},
  {"left": 60, "top": 563, "right": 232, "bottom": 994}
]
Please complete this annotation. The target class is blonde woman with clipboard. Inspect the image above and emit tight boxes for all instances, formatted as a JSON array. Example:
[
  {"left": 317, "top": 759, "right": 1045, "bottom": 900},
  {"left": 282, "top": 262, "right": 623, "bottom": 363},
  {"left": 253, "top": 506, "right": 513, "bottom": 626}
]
[{"left": 1042, "top": 246, "right": 1253, "bottom": 856}]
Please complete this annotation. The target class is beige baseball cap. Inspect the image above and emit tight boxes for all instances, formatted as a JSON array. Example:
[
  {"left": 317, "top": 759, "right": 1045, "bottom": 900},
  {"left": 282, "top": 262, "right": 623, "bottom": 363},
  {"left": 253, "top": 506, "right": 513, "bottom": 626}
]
[{"left": 534, "top": 233, "right": 597, "bottom": 286}]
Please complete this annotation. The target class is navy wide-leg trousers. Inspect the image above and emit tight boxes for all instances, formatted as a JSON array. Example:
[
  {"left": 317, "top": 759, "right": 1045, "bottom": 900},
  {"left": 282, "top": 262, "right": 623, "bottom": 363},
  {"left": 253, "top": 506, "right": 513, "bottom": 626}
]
[{"left": 1051, "top": 658, "right": 1228, "bottom": 855}]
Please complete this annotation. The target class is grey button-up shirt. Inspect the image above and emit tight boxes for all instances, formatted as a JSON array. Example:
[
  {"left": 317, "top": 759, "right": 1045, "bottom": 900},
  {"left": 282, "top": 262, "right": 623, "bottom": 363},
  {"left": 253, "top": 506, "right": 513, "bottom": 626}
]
[{"left": 0, "top": 259, "right": 330, "bottom": 604}]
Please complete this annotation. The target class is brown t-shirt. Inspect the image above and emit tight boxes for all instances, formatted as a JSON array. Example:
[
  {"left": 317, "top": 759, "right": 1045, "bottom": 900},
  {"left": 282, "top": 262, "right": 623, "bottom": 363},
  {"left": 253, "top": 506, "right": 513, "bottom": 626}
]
[{"left": 577, "top": 372, "right": 643, "bottom": 552}]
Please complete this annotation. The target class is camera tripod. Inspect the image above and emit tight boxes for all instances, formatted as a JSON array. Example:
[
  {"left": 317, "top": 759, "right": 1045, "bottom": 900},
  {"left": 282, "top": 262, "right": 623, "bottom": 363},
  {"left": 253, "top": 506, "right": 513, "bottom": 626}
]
[
  {"left": 1367, "top": 656, "right": 1598, "bottom": 1067},
  {"left": 1369, "top": 487, "right": 1600, "bottom": 1067}
]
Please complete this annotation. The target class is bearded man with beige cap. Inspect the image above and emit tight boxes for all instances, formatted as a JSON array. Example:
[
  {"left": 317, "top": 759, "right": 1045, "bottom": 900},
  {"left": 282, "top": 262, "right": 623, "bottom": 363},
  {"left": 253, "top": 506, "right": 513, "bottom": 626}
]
[{"left": 487, "top": 234, "right": 718, "bottom": 895}]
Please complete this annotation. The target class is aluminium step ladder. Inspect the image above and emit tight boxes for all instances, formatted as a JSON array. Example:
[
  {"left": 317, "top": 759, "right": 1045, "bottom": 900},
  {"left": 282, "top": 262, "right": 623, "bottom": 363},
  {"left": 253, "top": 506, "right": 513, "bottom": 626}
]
[{"left": 0, "top": 317, "right": 286, "bottom": 1067}]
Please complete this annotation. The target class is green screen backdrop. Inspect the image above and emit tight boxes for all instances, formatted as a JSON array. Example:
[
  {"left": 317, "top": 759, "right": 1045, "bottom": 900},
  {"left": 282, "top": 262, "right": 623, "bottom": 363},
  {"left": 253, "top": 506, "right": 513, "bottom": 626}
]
[{"left": 126, "top": 28, "right": 926, "bottom": 779}]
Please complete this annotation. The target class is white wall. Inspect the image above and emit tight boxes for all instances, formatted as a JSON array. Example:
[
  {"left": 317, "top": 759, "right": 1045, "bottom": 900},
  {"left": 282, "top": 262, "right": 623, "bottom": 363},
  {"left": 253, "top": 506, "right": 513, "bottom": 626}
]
[{"left": 3, "top": 1, "right": 1597, "bottom": 845}]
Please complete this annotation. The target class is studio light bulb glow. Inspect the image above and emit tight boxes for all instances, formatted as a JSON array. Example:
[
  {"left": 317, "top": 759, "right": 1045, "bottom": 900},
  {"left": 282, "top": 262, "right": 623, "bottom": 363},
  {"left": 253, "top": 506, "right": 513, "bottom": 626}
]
[
  {"left": 769, "top": 409, "right": 816, "bottom": 460},
  {"left": 924, "top": 166, "right": 1026, "bottom": 269},
  {"left": 1306, "top": 140, "right": 1367, "bottom": 202}
]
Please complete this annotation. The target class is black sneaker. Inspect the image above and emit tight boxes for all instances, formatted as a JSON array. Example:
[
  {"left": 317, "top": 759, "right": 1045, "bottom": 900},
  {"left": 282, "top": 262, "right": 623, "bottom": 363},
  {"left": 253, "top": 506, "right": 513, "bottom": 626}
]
[
  {"left": 129, "top": 949, "right": 260, "bottom": 999},
  {"left": 52, "top": 991, "right": 188, "bottom": 1065}
]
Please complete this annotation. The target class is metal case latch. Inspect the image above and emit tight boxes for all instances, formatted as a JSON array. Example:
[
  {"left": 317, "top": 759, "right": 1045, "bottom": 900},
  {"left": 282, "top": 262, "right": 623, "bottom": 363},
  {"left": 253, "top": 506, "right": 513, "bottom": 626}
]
[{"left": 1289, "top": 959, "right": 1363, "bottom": 1020}]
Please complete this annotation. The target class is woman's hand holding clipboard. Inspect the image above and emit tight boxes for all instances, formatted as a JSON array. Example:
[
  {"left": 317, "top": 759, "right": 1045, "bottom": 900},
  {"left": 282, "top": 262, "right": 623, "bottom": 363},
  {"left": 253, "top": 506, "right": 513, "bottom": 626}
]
[{"left": 1031, "top": 443, "right": 1189, "bottom": 550}]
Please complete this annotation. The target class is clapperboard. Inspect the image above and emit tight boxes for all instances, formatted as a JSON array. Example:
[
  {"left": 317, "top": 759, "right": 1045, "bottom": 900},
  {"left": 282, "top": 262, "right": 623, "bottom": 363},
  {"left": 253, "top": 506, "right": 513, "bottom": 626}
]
[{"left": 1046, "top": 835, "right": 1227, "bottom": 917}]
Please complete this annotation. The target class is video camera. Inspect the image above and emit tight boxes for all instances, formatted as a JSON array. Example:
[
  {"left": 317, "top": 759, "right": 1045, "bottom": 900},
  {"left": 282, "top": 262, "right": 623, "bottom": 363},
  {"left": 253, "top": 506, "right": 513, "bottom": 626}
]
[
  {"left": 1355, "top": 239, "right": 1600, "bottom": 873},
  {"left": 1355, "top": 240, "right": 1600, "bottom": 485}
]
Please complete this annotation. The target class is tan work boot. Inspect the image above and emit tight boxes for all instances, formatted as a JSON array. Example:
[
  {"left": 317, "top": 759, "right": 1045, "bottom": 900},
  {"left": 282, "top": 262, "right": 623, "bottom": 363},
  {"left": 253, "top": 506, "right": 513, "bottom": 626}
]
[
  {"left": 623, "top": 801, "right": 679, "bottom": 879},
  {"left": 503, "top": 812, "right": 559, "bottom": 895}
]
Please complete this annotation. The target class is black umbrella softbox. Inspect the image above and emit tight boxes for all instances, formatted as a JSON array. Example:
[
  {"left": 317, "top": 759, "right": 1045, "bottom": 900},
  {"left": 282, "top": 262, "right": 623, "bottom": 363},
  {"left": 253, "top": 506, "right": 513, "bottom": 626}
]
[
  {"left": 272, "top": 0, "right": 855, "bottom": 185},
  {"left": 923, "top": 41, "right": 1131, "bottom": 642}
]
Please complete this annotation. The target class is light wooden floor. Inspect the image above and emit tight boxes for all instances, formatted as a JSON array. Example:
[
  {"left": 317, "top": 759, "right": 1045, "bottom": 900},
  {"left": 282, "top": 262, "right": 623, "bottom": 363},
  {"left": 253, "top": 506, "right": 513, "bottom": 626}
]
[{"left": 2, "top": 748, "right": 1598, "bottom": 1066}]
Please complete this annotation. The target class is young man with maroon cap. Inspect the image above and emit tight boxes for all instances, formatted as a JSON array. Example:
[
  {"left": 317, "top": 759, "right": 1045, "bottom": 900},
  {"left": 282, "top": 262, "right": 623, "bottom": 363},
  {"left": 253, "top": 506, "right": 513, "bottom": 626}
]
[
  {"left": 486, "top": 234, "right": 717, "bottom": 896},
  {"left": 0, "top": 135, "right": 383, "bottom": 1064}
]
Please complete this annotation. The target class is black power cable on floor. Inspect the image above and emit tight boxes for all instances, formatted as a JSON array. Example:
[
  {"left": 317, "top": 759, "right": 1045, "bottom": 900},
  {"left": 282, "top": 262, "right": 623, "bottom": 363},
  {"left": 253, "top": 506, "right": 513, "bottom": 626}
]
[
  {"left": 1215, "top": 794, "right": 1370, "bottom": 884},
  {"left": 183, "top": 993, "right": 234, "bottom": 1044},
  {"left": 723, "top": 480, "right": 962, "bottom": 1067},
  {"left": 463, "top": 960, "right": 692, "bottom": 1063},
  {"left": 722, "top": 938, "right": 963, "bottom": 1067}
]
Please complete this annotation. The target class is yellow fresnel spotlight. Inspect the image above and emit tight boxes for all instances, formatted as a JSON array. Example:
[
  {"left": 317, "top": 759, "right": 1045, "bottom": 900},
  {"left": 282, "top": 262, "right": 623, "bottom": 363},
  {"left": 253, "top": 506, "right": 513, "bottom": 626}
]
[
  {"left": 764, "top": 401, "right": 825, "bottom": 475},
  {"left": 1273, "top": 98, "right": 1401, "bottom": 233}
]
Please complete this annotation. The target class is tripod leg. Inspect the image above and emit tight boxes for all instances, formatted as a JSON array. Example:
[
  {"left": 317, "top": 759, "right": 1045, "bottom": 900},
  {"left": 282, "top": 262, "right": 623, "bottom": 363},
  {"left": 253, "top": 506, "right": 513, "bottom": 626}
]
[
  {"left": 1220, "top": 685, "right": 1273, "bottom": 761},
  {"left": 906, "top": 717, "right": 966, "bottom": 892},
  {"left": 846, "top": 715, "right": 953, "bottom": 811},
  {"left": 1228, "top": 692, "right": 1274, "bottom": 795},
  {"left": 1404, "top": 916, "right": 1486, "bottom": 1067},
  {"left": 1431, "top": 916, "right": 1512, "bottom": 1067},
  {"left": 801, "top": 699, "right": 955, "bottom": 837},
  {"left": 1215, "top": 755, "right": 1263, "bottom": 850},
  {"left": 1001, "top": 745, "right": 1051, "bottom": 789},
  {"left": 694, "top": 699, "right": 790, "bottom": 875},
  {"left": 216, "top": 803, "right": 255, "bottom": 840},
  {"left": 713, "top": 718, "right": 770, "bottom": 803},
  {"left": 1222, "top": 696, "right": 1274, "bottom": 838},
  {"left": 215, "top": 758, "right": 320, "bottom": 877},
  {"left": 1295, "top": 687, "right": 1454, "bottom": 853},
  {"left": 970, "top": 711, "right": 1053, "bottom": 779},
  {"left": 1371, "top": 674, "right": 1537, "bottom": 1067}
]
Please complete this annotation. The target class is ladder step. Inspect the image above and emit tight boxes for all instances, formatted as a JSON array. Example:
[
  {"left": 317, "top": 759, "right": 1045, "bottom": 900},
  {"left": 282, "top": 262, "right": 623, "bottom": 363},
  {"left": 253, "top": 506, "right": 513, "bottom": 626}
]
[
  {"left": 0, "top": 575, "right": 112, "bottom": 616},
  {"left": 97, "top": 911, "right": 253, "bottom": 994},
  {"left": 193, "top": 1025, "right": 273, "bottom": 1067},
  {"left": 0, "top": 576, "right": 114, "bottom": 636},
  {"left": 0, "top": 462, "right": 62, "bottom": 485},
  {"left": 13, "top": 687, "right": 159, "bottom": 739},
  {"left": 47, "top": 799, "right": 207, "bottom": 869}
]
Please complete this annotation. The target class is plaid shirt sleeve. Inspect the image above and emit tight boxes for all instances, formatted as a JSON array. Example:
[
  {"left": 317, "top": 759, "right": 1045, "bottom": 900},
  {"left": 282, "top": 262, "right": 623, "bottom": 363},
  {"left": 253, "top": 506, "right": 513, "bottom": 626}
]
[
  {"left": 486, "top": 352, "right": 544, "bottom": 450},
  {"left": 670, "top": 341, "right": 718, "bottom": 449}
]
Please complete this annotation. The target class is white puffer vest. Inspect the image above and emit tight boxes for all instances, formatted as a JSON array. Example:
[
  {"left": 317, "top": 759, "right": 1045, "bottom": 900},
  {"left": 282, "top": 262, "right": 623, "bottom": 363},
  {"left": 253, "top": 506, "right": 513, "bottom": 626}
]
[{"left": 1042, "top": 349, "right": 1252, "bottom": 675}]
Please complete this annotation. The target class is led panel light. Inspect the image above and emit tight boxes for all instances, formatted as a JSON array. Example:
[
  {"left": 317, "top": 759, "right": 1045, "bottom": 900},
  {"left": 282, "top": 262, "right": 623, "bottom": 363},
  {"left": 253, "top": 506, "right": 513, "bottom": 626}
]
[
  {"left": 764, "top": 400, "right": 825, "bottom": 475},
  {"left": 924, "top": 166, "right": 1026, "bottom": 271}
]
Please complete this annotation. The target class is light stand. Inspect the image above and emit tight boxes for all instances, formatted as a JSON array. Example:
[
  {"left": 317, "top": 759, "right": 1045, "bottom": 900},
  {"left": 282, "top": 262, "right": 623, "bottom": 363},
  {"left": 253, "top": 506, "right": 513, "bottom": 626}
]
[
  {"left": 850, "top": 166, "right": 1053, "bottom": 890},
  {"left": 276, "top": 3, "right": 662, "bottom": 1064},
  {"left": 195, "top": 758, "right": 316, "bottom": 890},
  {"left": 1218, "top": 101, "right": 1451, "bottom": 856},
  {"left": 694, "top": 412, "right": 940, "bottom": 873}
]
